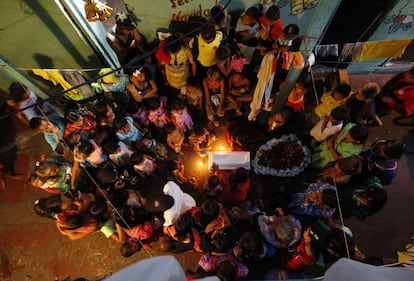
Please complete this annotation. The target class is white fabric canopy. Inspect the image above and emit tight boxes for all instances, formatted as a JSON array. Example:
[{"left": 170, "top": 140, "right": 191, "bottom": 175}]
[
  {"left": 324, "top": 258, "right": 414, "bottom": 281},
  {"left": 104, "top": 256, "right": 219, "bottom": 281}
]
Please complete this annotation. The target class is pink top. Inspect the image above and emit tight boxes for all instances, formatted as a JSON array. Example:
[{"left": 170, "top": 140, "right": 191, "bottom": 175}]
[{"left": 171, "top": 108, "right": 193, "bottom": 133}]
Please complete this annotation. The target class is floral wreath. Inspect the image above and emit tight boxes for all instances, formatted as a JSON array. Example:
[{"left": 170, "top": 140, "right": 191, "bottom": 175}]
[{"left": 252, "top": 134, "right": 311, "bottom": 177}]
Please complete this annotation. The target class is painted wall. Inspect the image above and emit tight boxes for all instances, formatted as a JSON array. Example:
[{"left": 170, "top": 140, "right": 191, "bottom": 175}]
[
  {"left": 347, "top": 0, "right": 414, "bottom": 73},
  {"left": 0, "top": 0, "right": 104, "bottom": 92},
  {"left": 124, "top": 0, "right": 326, "bottom": 41}
]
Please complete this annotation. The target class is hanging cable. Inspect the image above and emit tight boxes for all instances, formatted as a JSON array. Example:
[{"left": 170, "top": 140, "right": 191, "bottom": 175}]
[
  {"left": 18, "top": 0, "right": 235, "bottom": 258},
  {"left": 0, "top": 0, "right": 234, "bottom": 121}
]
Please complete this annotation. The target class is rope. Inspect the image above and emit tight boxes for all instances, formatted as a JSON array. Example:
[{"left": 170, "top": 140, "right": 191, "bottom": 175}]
[
  {"left": 0, "top": 0, "right": 234, "bottom": 121},
  {"left": 20, "top": 0, "right": 235, "bottom": 259},
  {"left": 327, "top": 165, "right": 352, "bottom": 259},
  {"left": 302, "top": 34, "right": 322, "bottom": 123}
]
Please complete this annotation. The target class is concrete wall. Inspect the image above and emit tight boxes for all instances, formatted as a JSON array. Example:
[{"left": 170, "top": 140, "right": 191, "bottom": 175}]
[
  {"left": 124, "top": 0, "right": 333, "bottom": 42},
  {"left": 0, "top": 0, "right": 104, "bottom": 93},
  {"left": 1, "top": 0, "right": 412, "bottom": 96},
  {"left": 346, "top": 0, "right": 414, "bottom": 73}
]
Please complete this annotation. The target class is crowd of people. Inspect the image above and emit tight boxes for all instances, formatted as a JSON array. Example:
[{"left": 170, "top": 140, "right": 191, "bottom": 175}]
[{"left": 2, "top": 3, "right": 413, "bottom": 281}]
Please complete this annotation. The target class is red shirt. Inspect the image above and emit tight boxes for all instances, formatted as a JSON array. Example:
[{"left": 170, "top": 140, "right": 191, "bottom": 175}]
[
  {"left": 216, "top": 170, "right": 251, "bottom": 207},
  {"left": 259, "top": 15, "right": 283, "bottom": 41},
  {"left": 282, "top": 239, "right": 315, "bottom": 271}
]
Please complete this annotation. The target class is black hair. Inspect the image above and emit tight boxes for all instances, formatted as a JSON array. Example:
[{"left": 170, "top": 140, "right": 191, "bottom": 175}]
[
  {"left": 101, "top": 138, "right": 118, "bottom": 155},
  {"left": 338, "top": 156, "right": 362, "bottom": 176},
  {"left": 186, "top": 76, "right": 200, "bottom": 87},
  {"left": 96, "top": 161, "right": 118, "bottom": 184},
  {"left": 364, "top": 186, "right": 388, "bottom": 216},
  {"left": 89, "top": 200, "right": 108, "bottom": 224},
  {"left": 44, "top": 194, "right": 63, "bottom": 213},
  {"left": 265, "top": 5, "right": 280, "bottom": 21},
  {"left": 192, "top": 125, "right": 206, "bottom": 137},
  {"left": 200, "top": 24, "right": 216, "bottom": 41},
  {"left": 164, "top": 122, "right": 177, "bottom": 134},
  {"left": 165, "top": 35, "right": 182, "bottom": 54},
  {"left": 323, "top": 228, "right": 354, "bottom": 263},
  {"left": 166, "top": 159, "right": 179, "bottom": 171},
  {"left": 349, "top": 124, "right": 369, "bottom": 143},
  {"left": 174, "top": 213, "right": 193, "bottom": 240},
  {"left": 207, "top": 175, "right": 220, "bottom": 188},
  {"left": 171, "top": 99, "right": 186, "bottom": 111},
  {"left": 113, "top": 116, "right": 128, "bottom": 131},
  {"left": 296, "top": 71, "right": 311, "bottom": 86},
  {"left": 216, "top": 44, "right": 232, "bottom": 60},
  {"left": 290, "top": 37, "right": 302, "bottom": 52},
  {"left": 230, "top": 168, "right": 248, "bottom": 192},
  {"left": 239, "top": 231, "right": 262, "bottom": 257},
  {"left": 330, "top": 105, "right": 349, "bottom": 122},
  {"left": 382, "top": 140, "right": 406, "bottom": 160},
  {"left": 93, "top": 100, "right": 113, "bottom": 119},
  {"left": 201, "top": 199, "right": 219, "bottom": 223},
  {"left": 9, "top": 82, "right": 27, "bottom": 102},
  {"left": 144, "top": 97, "right": 161, "bottom": 110},
  {"left": 65, "top": 110, "right": 81, "bottom": 124},
  {"left": 279, "top": 106, "right": 294, "bottom": 121},
  {"left": 29, "top": 117, "right": 43, "bottom": 130},
  {"left": 215, "top": 260, "right": 238, "bottom": 281},
  {"left": 115, "top": 12, "right": 136, "bottom": 29},
  {"left": 283, "top": 24, "right": 300, "bottom": 37},
  {"left": 115, "top": 204, "right": 150, "bottom": 228},
  {"left": 211, "top": 227, "right": 235, "bottom": 253},
  {"left": 130, "top": 151, "right": 144, "bottom": 164},
  {"left": 210, "top": 5, "right": 226, "bottom": 24},
  {"left": 360, "top": 83, "right": 380, "bottom": 99},
  {"left": 334, "top": 83, "right": 352, "bottom": 98},
  {"left": 34, "top": 198, "right": 57, "bottom": 219},
  {"left": 245, "top": 6, "right": 261, "bottom": 20},
  {"left": 322, "top": 189, "right": 338, "bottom": 209},
  {"left": 61, "top": 213, "right": 84, "bottom": 230},
  {"left": 77, "top": 140, "right": 95, "bottom": 155},
  {"left": 120, "top": 241, "right": 142, "bottom": 257}
]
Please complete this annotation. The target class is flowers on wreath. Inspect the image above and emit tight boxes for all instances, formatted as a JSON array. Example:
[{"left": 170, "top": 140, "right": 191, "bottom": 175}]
[{"left": 252, "top": 134, "right": 311, "bottom": 177}]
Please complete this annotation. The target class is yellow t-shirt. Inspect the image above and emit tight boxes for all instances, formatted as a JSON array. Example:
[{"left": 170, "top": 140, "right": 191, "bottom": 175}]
[{"left": 197, "top": 31, "right": 223, "bottom": 67}]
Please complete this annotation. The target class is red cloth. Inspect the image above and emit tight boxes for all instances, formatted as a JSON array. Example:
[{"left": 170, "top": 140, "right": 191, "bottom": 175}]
[
  {"left": 64, "top": 115, "right": 95, "bottom": 139},
  {"left": 281, "top": 239, "right": 315, "bottom": 271},
  {"left": 216, "top": 170, "right": 251, "bottom": 207},
  {"left": 154, "top": 40, "right": 170, "bottom": 64},
  {"left": 381, "top": 71, "right": 414, "bottom": 116},
  {"left": 259, "top": 15, "right": 283, "bottom": 41}
]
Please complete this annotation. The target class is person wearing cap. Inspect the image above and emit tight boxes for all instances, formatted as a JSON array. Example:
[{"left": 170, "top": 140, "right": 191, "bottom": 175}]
[
  {"left": 98, "top": 68, "right": 130, "bottom": 109},
  {"left": 106, "top": 12, "right": 146, "bottom": 65}
]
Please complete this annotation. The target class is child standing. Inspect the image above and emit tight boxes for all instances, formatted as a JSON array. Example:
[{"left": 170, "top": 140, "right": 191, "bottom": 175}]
[
  {"left": 347, "top": 82, "right": 382, "bottom": 126},
  {"left": 203, "top": 67, "right": 226, "bottom": 123}
]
